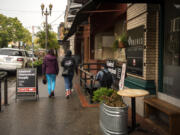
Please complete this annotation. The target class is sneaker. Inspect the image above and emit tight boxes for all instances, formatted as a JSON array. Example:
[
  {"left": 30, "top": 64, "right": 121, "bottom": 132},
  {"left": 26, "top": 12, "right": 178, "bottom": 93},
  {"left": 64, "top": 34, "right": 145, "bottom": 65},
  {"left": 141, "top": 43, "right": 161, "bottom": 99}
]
[
  {"left": 68, "top": 90, "right": 71, "bottom": 95},
  {"left": 66, "top": 91, "right": 69, "bottom": 99},
  {"left": 71, "top": 88, "right": 74, "bottom": 92}
]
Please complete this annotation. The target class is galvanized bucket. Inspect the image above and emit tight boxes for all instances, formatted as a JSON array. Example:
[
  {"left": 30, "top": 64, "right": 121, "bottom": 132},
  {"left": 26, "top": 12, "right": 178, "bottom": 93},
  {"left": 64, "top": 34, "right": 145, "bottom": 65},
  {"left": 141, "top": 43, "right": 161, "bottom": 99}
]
[{"left": 100, "top": 103, "right": 128, "bottom": 135}]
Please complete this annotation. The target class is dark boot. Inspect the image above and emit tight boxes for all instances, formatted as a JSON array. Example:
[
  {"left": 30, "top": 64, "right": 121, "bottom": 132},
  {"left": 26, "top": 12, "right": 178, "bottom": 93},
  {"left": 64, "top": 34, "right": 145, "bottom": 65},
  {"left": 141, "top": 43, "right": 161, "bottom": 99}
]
[{"left": 51, "top": 91, "right": 54, "bottom": 96}]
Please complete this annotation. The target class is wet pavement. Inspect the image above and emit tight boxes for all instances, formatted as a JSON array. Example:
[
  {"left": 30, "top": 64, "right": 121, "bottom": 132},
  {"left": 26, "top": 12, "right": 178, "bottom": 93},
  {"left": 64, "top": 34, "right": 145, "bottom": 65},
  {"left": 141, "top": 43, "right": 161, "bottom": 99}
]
[
  {"left": 0, "top": 66, "right": 165, "bottom": 135},
  {"left": 0, "top": 72, "right": 101, "bottom": 135}
]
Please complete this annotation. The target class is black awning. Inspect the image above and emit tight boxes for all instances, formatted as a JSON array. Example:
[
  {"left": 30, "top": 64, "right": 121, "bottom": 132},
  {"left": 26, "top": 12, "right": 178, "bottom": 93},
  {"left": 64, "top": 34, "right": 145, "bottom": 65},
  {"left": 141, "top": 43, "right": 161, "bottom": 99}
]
[
  {"left": 63, "top": 0, "right": 100, "bottom": 41},
  {"left": 63, "top": 0, "right": 163, "bottom": 41}
]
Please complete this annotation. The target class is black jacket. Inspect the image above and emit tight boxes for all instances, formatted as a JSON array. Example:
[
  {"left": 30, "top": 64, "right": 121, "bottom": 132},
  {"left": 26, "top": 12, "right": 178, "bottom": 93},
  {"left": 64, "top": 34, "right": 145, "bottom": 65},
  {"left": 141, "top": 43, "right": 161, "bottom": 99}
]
[{"left": 61, "top": 56, "right": 76, "bottom": 75}]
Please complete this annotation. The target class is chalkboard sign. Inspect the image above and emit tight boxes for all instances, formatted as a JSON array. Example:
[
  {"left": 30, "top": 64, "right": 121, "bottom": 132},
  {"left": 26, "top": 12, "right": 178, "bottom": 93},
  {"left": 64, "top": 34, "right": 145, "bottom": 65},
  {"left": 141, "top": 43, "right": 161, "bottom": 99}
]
[
  {"left": 16, "top": 68, "right": 38, "bottom": 100},
  {"left": 126, "top": 25, "right": 144, "bottom": 76}
]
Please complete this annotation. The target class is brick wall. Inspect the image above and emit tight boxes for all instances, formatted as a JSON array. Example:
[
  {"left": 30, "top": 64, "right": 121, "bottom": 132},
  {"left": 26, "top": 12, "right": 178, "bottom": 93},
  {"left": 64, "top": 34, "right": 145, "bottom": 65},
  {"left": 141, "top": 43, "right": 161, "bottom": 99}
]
[
  {"left": 127, "top": 4, "right": 159, "bottom": 82},
  {"left": 127, "top": 4, "right": 147, "bottom": 79},
  {"left": 146, "top": 5, "right": 159, "bottom": 81},
  {"left": 126, "top": 3, "right": 160, "bottom": 117}
]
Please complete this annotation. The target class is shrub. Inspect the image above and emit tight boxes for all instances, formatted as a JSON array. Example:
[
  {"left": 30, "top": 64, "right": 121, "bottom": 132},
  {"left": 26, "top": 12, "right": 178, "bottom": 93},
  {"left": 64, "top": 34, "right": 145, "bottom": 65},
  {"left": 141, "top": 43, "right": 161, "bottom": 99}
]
[
  {"left": 28, "top": 59, "right": 43, "bottom": 67},
  {"left": 93, "top": 87, "right": 113, "bottom": 103},
  {"left": 93, "top": 87, "right": 126, "bottom": 107}
]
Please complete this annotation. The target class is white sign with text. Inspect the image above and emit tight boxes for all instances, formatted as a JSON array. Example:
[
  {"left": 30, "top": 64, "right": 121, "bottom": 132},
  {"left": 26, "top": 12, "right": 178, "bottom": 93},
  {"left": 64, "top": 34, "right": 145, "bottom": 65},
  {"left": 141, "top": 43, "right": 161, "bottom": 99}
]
[{"left": 119, "top": 63, "right": 126, "bottom": 90}]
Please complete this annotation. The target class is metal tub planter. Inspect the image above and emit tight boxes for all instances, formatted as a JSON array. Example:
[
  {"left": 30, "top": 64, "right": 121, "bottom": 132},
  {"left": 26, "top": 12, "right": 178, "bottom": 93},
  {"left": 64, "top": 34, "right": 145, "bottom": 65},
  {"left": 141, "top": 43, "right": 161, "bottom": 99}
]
[{"left": 100, "top": 103, "right": 128, "bottom": 135}]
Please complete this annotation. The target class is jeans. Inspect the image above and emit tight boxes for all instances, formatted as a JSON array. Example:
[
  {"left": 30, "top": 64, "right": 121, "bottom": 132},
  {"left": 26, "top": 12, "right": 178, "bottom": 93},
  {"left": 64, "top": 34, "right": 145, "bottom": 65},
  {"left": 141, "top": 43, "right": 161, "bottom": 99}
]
[
  {"left": 63, "top": 75, "right": 74, "bottom": 91},
  {"left": 46, "top": 74, "right": 56, "bottom": 95}
]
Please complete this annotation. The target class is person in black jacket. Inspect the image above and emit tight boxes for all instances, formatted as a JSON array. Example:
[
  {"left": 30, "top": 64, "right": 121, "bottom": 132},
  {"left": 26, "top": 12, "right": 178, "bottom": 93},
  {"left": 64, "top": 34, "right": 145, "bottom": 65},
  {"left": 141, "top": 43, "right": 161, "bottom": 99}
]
[
  {"left": 61, "top": 50, "right": 76, "bottom": 99},
  {"left": 95, "top": 64, "right": 113, "bottom": 88}
]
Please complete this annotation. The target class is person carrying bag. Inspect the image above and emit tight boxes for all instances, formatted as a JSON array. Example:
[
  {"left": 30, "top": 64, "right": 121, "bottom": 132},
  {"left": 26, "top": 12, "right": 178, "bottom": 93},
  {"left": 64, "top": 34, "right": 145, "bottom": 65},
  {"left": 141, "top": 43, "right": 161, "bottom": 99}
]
[
  {"left": 61, "top": 50, "right": 76, "bottom": 99},
  {"left": 42, "top": 49, "right": 59, "bottom": 98}
]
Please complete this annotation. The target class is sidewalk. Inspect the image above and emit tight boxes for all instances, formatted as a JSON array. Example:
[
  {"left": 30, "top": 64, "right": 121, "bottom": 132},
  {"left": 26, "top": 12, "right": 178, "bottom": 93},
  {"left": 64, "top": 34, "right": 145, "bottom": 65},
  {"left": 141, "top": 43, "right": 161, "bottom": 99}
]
[
  {"left": 0, "top": 73, "right": 102, "bottom": 135},
  {"left": 0, "top": 68, "right": 165, "bottom": 135}
]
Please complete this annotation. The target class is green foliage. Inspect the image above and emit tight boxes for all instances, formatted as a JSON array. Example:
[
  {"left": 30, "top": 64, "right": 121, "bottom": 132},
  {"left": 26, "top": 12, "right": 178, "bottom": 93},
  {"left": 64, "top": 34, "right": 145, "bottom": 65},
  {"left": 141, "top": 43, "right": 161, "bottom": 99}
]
[
  {"left": 112, "top": 40, "right": 119, "bottom": 51},
  {"left": 112, "top": 33, "right": 128, "bottom": 51},
  {"left": 102, "top": 91, "right": 126, "bottom": 107},
  {"left": 93, "top": 87, "right": 114, "bottom": 102},
  {"left": 35, "top": 25, "right": 59, "bottom": 50},
  {"left": 28, "top": 59, "right": 43, "bottom": 67},
  {"left": 0, "top": 14, "right": 32, "bottom": 47},
  {"left": 93, "top": 87, "right": 125, "bottom": 107},
  {"left": 119, "top": 33, "right": 128, "bottom": 47}
]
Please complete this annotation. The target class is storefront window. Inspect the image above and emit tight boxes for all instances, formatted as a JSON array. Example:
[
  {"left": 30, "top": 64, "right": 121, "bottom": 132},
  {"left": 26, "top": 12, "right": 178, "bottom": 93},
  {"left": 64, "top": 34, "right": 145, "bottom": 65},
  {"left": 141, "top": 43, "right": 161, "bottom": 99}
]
[{"left": 163, "top": 0, "right": 180, "bottom": 99}]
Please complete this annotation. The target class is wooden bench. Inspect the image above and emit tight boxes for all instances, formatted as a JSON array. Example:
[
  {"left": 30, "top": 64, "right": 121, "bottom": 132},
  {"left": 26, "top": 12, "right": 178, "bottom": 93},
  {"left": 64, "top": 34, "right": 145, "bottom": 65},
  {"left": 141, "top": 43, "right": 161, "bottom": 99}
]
[{"left": 144, "top": 97, "right": 180, "bottom": 135}]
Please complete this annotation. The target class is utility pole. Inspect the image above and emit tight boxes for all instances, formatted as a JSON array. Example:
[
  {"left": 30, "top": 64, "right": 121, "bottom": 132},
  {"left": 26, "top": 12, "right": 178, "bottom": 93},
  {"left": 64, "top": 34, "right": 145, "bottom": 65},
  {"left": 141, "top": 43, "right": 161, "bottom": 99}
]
[
  {"left": 41, "top": 4, "right": 53, "bottom": 53},
  {"left": 32, "top": 26, "right": 35, "bottom": 68}
]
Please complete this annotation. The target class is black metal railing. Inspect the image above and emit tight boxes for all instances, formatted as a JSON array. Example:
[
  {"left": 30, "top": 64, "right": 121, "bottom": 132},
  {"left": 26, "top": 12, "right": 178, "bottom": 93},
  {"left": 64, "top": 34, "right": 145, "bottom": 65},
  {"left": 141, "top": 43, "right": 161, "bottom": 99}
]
[
  {"left": 79, "top": 62, "right": 104, "bottom": 103},
  {"left": 0, "top": 71, "right": 8, "bottom": 112}
]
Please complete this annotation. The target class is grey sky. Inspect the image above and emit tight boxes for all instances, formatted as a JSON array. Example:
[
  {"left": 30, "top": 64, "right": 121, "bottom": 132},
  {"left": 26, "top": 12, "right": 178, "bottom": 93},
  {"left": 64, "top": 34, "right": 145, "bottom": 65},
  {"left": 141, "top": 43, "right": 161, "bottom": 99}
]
[{"left": 0, "top": 0, "right": 67, "bottom": 33}]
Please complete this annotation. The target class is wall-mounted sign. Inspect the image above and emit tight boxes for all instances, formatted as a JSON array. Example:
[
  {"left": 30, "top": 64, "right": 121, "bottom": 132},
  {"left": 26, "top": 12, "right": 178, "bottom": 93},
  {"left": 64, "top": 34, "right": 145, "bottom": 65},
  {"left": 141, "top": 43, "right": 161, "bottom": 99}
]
[{"left": 126, "top": 25, "right": 144, "bottom": 76}]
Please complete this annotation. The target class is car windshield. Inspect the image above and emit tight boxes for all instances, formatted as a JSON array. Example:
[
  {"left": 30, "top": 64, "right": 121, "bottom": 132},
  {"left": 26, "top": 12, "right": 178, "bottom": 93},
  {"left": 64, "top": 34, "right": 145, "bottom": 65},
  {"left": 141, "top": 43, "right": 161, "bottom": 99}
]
[{"left": 0, "top": 49, "right": 22, "bottom": 56}]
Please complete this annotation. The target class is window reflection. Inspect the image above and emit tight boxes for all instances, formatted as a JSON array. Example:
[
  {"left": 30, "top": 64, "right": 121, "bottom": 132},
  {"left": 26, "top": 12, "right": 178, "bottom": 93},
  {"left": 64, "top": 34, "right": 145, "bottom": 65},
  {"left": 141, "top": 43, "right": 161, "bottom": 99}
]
[{"left": 163, "top": 0, "right": 180, "bottom": 99}]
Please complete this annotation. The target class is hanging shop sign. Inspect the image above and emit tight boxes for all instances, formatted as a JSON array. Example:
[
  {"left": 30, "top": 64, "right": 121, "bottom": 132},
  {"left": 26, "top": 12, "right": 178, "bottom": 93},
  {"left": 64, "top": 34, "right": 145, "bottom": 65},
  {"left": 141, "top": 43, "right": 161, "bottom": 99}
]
[
  {"left": 106, "top": 59, "right": 116, "bottom": 75},
  {"left": 126, "top": 25, "right": 144, "bottom": 76},
  {"left": 16, "top": 68, "right": 38, "bottom": 100}
]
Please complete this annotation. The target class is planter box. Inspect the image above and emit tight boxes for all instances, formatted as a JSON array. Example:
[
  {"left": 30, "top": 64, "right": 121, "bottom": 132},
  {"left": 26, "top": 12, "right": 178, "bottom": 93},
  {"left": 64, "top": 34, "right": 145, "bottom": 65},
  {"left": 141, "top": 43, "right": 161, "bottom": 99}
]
[{"left": 100, "top": 103, "right": 128, "bottom": 135}]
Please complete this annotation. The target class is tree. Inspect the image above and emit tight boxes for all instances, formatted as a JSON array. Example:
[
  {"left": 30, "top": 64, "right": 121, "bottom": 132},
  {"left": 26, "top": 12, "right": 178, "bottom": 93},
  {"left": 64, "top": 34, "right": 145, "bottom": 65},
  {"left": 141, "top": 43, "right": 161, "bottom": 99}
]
[
  {"left": 0, "top": 14, "right": 10, "bottom": 47},
  {"left": 35, "top": 24, "right": 59, "bottom": 50},
  {"left": 0, "top": 14, "right": 32, "bottom": 48}
]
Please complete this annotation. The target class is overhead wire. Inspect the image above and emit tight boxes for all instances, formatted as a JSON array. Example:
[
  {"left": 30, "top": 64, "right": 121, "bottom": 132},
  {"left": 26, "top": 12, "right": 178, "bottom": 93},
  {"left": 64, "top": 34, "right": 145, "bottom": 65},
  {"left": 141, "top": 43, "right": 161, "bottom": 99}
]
[
  {"left": 49, "top": 12, "right": 64, "bottom": 24},
  {"left": 0, "top": 8, "right": 65, "bottom": 33},
  {"left": 0, "top": 8, "right": 64, "bottom": 13}
]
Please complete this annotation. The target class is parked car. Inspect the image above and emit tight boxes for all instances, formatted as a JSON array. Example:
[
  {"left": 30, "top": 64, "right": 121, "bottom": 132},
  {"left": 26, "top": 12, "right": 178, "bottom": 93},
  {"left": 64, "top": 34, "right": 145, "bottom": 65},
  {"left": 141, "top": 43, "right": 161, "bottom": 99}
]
[{"left": 0, "top": 48, "right": 29, "bottom": 71}]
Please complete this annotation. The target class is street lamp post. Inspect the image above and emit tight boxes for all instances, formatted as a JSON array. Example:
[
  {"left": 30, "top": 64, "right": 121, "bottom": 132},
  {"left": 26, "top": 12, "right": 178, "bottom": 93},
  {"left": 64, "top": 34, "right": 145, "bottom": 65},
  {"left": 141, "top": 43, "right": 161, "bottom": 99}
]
[{"left": 41, "top": 3, "right": 53, "bottom": 52}]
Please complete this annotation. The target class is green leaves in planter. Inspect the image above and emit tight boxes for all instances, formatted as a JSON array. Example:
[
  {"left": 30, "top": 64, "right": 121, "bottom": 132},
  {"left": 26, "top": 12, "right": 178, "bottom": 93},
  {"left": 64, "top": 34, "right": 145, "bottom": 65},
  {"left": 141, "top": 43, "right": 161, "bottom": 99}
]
[
  {"left": 93, "top": 87, "right": 113, "bottom": 103},
  {"left": 119, "top": 33, "right": 128, "bottom": 47},
  {"left": 93, "top": 87, "right": 126, "bottom": 107},
  {"left": 112, "top": 33, "right": 128, "bottom": 51},
  {"left": 103, "top": 91, "right": 126, "bottom": 107}
]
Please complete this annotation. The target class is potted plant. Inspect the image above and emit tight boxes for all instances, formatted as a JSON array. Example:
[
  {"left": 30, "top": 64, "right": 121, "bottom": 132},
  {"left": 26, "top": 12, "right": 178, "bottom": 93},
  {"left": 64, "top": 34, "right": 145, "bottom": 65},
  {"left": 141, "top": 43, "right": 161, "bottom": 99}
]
[
  {"left": 93, "top": 87, "right": 128, "bottom": 135},
  {"left": 113, "top": 33, "right": 128, "bottom": 51}
]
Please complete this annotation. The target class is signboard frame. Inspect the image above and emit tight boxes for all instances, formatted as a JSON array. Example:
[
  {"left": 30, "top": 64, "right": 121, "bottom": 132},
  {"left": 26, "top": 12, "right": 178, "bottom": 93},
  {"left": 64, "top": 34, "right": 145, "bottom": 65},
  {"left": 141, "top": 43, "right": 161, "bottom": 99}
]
[{"left": 16, "top": 68, "right": 38, "bottom": 101}]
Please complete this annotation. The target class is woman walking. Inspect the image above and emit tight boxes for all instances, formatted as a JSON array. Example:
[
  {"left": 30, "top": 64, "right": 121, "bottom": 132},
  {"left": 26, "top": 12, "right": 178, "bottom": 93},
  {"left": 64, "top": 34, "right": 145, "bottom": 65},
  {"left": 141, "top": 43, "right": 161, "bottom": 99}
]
[
  {"left": 61, "top": 50, "right": 76, "bottom": 99},
  {"left": 42, "top": 49, "right": 59, "bottom": 98}
]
